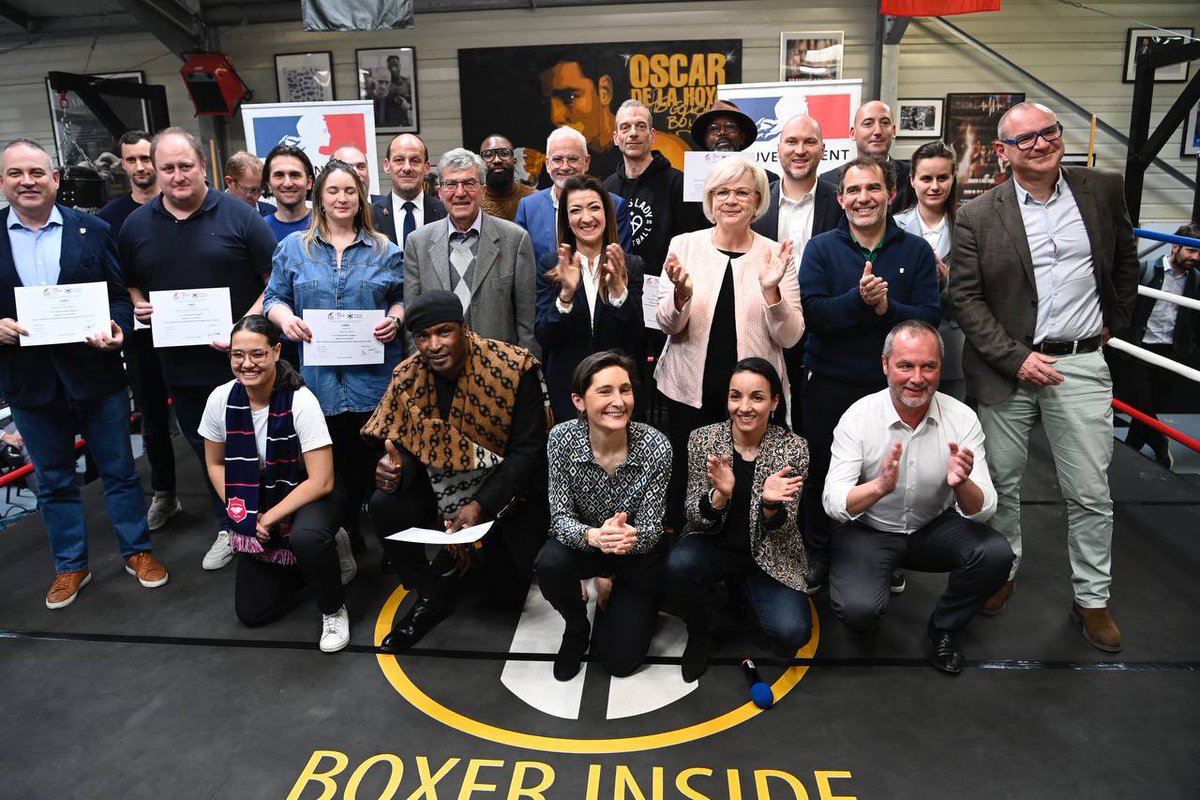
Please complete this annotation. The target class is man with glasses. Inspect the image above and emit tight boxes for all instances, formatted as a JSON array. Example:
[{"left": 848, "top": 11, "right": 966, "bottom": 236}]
[
  {"left": 370, "top": 133, "right": 446, "bottom": 250},
  {"left": 403, "top": 148, "right": 538, "bottom": 354},
  {"left": 950, "top": 102, "right": 1139, "bottom": 652},
  {"left": 478, "top": 134, "right": 534, "bottom": 222},
  {"left": 515, "top": 127, "right": 632, "bottom": 266},
  {"left": 223, "top": 151, "right": 274, "bottom": 216},
  {"left": 691, "top": 99, "right": 756, "bottom": 153}
]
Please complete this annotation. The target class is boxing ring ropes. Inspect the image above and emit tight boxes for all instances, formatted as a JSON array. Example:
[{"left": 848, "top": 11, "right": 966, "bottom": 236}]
[{"left": 0, "top": 228, "right": 1198, "bottom": 495}]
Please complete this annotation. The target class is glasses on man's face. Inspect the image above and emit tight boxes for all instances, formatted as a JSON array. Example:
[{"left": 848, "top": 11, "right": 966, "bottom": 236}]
[
  {"left": 481, "top": 148, "right": 514, "bottom": 161},
  {"left": 707, "top": 120, "right": 742, "bottom": 135},
  {"left": 233, "top": 182, "right": 262, "bottom": 197},
  {"left": 712, "top": 187, "right": 756, "bottom": 203},
  {"left": 441, "top": 178, "right": 481, "bottom": 193},
  {"left": 229, "top": 349, "right": 272, "bottom": 364},
  {"left": 548, "top": 154, "right": 583, "bottom": 167},
  {"left": 1001, "top": 122, "right": 1064, "bottom": 151}
]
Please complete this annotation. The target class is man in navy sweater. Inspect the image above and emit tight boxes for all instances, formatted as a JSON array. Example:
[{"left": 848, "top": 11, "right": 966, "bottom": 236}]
[{"left": 798, "top": 156, "right": 941, "bottom": 590}]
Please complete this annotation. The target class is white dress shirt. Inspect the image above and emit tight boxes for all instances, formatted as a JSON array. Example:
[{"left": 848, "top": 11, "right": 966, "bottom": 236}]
[
  {"left": 554, "top": 252, "right": 628, "bottom": 325},
  {"left": 777, "top": 183, "right": 816, "bottom": 258},
  {"left": 391, "top": 192, "right": 425, "bottom": 246},
  {"left": 1143, "top": 255, "right": 1187, "bottom": 345},
  {"left": 823, "top": 388, "right": 997, "bottom": 533},
  {"left": 1013, "top": 172, "right": 1102, "bottom": 344}
]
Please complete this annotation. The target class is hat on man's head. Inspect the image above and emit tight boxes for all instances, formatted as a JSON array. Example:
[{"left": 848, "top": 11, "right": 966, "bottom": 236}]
[
  {"left": 691, "top": 99, "right": 757, "bottom": 152},
  {"left": 404, "top": 290, "right": 464, "bottom": 333}
]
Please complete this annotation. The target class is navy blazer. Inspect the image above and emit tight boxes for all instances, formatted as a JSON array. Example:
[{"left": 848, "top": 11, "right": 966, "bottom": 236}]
[
  {"left": 370, "top": 193, "right": 447, "bottom": 247},
  {"left": 0, "top": 205, "right": 132, "bottom": 405},
  {"left": 515, "top": 188, "right": 634, "bottom": 267},
  {"left": 534, "top": 249, "right": 646, "bottom": 424},
  {"left": 751, "top": 178, "right": 845, "bottom": 242}
]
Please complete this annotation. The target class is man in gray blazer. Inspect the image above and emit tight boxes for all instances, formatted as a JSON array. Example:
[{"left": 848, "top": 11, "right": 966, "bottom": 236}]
[
  {"left": 950, "top": 102, "right": 1139, "bottom": 653},
  {"left": 403, "top": 148, "right": 538, "bottom": 355}
]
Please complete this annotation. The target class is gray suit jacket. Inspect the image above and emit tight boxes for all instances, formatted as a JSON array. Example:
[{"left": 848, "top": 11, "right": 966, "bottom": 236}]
[
  {"left": 403, "top": 213, "right": 538, "bottom": 356},
  {"left": 949, "top": 166, "right": 1139, "bottom": 404}
]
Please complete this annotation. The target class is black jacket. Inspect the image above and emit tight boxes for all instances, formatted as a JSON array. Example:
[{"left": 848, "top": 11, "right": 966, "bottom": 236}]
[
  {"left": 370, "top": 193, "right": 447, "bottom": 247},
  {"left": 751, "top": 177, "right": 845, "bottom": 242},
  {"left": 603, "top": 151, "right": 706, "bottom": 275},
  {"left": 1132, "top": 257, "right": 1200, "bottom": 365}
]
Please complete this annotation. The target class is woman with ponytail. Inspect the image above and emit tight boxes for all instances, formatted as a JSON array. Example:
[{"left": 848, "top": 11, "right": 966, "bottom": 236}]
[{"left": 198, "top": 314, "right": 351, "bottom": 652}]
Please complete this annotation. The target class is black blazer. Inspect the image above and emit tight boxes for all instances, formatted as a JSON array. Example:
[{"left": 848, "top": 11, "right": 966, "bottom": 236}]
[
  {"left": 1132, "top": 257, "right": 1200, "bottom": 364},
  {"left": 751, "top": 178, "right": 845, "bottom": 242},
  {"left": 0, "top": 205, "right": 132, "bottom": 405},
  {"left": 370, "top": 193, "right": 447, "bottom": 246}
]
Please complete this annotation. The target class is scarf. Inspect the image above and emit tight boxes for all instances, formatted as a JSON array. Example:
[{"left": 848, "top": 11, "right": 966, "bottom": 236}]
[
  {"left": 224, "top": 381, "right": 303, "bottom": 565},
  {"left": 361, "top": 332, "right": 549, "bottom": 516}
]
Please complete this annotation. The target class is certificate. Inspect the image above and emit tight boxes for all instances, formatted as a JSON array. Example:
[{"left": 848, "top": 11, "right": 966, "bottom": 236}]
[
  {"left": 642, "top": 274, "right": 663, "bottom": 331},
  {"left": 303, "top": 309, "right": 386, "bottom": 366},
  {"left": 149, "top": 287, "right": 232, "bottom": 348},
  {"left": 14, "top": 281, "right": 111, "bottom": 346},
  {"left": 683, "top": 150, "right": 737, "bottom": 201},
  {"left": 386, "top": 521, "right": 493, "bottom": 545}
]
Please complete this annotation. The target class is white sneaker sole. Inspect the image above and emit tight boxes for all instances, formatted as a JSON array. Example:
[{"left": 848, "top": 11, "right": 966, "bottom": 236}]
[
  {"left": 125, "top": 564, "right": 170, "bottom": 588},
  {"left": 320, "top": 633, "right": 351, "bottom": 653},
  {"left": 46, "top": 572, "right": 92, "bottom": 609}
]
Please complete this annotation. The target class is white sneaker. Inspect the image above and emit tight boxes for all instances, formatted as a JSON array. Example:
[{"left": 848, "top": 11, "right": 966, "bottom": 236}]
[
  {"left": 202, "top": 530, "right": 234, "bottom": 570},
  {"left": 320, "top": 605, "right": 350, "bottom": 653},
  {"left": 146, "top": 492, "right": 182, "bottom": 531},
  {"left": 335, "top": 529, "right": 357, "bottom": 585}
]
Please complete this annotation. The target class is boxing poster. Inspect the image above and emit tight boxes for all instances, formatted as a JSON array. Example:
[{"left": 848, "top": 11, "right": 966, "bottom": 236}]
[
  {"left": 943, "top": 92, "right": 1025, "bottom": 202},
  {"left": 457, "top": 40, "right": 742, "bottom": 184}
]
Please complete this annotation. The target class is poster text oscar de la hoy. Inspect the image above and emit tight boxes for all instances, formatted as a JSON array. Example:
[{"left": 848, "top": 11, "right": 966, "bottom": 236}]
[{"left": 627, "top": 52, "right": 729, "bottom": 130}]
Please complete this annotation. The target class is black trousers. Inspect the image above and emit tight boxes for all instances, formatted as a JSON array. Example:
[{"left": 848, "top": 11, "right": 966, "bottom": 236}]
[
  {"left": 368, "top": 448, "right": 546, "bottom": 605},
  {"left": 168, "top": 381, "right": 226, "bottom": 529},
  {"left": 662, "top": 394, "right": 727, "bottom": 533},
  {"left": 233, "top": 497, "right": 345, "bottom": 626},
  {"left": 1123, "top": 342, "right": 1177, "bottom": 455},
  {"left": 800, "top": 372, "right": 877, "bottom": 561},
  {"left": 325, "top": 411, "right": 375, "bottom": 537},
  {"left": 535, "top": 538, "right": 665, "bottom": 678},
  {"left": 828, "top": 509, "right": 1014, "bottom": 635},
  {"left": 124, "top": 329, "right": 176, "bottom": 493}
]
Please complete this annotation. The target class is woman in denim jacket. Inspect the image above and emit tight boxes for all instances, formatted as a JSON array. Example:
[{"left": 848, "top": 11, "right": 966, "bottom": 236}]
[{"left": 264, "top": 159, "right": 404, "bottom": 564}]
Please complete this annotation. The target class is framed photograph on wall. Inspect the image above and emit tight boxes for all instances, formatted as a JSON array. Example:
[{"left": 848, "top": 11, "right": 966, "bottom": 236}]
[
  {"left": 275, "top": 52, "right": 335, "bottom": 103},
  {"left": 1183, "top": 101, "right": 1200, "bottom": 158},
  {"left": 356, "top": 47, "right": 418, "bottom": 133},
  {"left": 779, "top": 31, "right": 843, "bottom": 81},
  {"left": 944, "top": 92, "right": 1025, "bottom": 202},
  {"left": 1122, "top": 28, "right": 1192, "bottom": 83},
  {"left": 896, "top": 98, "right": 943, "bottom": 138}
]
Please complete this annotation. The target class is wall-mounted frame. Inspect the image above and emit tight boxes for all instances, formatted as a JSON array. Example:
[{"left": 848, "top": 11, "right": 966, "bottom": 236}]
[
  {"left": 779, "top": 31, "right": 843, "bottom": 82},
  {"left": 1183, "top": 100, "right": 1200, "bottom": 158},
  {"left": 1122, "top": 27, "right": 1193, "bottom": 83},
  {"left": 356, "top": 46, "right": 418, "bottom": 133},
  {"left": 275, "top": 51, "right": 335, "bottom": 103},
  {"left": 45, "top": 70, "right": 147, "bottom": 171},
  {"left": 896, "top": 98, "right": 943, "bottom": 138}
]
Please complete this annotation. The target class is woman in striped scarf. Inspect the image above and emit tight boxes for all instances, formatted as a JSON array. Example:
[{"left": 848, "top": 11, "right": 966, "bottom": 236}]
[{"left": 198, "top": 315, "right": 351, "bottom": 653}]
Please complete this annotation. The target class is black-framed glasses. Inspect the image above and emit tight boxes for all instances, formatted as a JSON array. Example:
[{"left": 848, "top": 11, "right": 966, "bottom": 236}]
[
  {"left": 1001, "top": 122, "right": 1064, "bottom": 151},
  {"left": 480, "top": 148, "right": 514, "bottom": 160}
]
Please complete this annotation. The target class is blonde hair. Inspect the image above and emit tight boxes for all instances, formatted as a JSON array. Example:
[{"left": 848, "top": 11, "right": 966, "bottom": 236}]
[{"left": 701, "top": 158, "right": 770, "bottom": 223}]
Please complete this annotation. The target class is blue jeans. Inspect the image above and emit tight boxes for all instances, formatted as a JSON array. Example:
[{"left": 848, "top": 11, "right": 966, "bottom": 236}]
[
  {"left": 12, "top": 386, "right": 151, "bottom": 573},
  {"left": 667, "top": 534, "right": 813, "bottom": 655}
]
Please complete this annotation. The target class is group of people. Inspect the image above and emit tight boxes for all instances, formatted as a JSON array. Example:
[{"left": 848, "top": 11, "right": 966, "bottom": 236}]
[{"left": 3, "top": 90, "right": 1183, "bottom": 678}]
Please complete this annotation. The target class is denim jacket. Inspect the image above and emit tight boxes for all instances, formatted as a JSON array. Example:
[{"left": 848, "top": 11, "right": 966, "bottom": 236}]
[{"left": 264, "top": 229, "right": 404, "bottom": 414}]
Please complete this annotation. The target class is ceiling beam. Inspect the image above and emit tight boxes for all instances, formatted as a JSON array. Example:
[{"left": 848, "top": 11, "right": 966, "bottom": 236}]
[
  {"left": 0, "top": 1, "right": 34, "bottom": 30},
  {"left": 201, "top": 0, "right": 700, "bottom": 26},
  {"left": 0, "top": 13, "right": 144, "bottom": 45},
  {"left": 116, "top": 0, "right": 204, "bottom": 56}
]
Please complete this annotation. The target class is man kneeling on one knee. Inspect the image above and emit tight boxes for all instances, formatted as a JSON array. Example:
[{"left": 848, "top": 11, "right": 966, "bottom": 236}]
[{"left": 823, "top": 320, "right": 1013, "bottom": 674}]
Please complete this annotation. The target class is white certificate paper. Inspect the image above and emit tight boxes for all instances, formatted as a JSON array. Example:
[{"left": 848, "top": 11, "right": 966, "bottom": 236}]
[
  {"left": 386, "top": 520, "right": 493, "bottom": 545},
  {"left": 14, "top": 281, "right": 111, "bottom": 346},
  {"left": 303, "top": 309, "right": 386, "bottom": 366},
  {"left": 683, "top": 150, "right": 737, "bottom": 201},
  {"left": 149, "top": 287, "right": 232, "bottom": 348},
  {"left": 642, "top": 274, "right": 663, "bottom": 331}
]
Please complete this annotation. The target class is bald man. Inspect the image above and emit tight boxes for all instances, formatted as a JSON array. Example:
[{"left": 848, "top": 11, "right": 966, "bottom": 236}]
[
  {"left": 331, "top": 145, "right": 385, "bottom": 204},
  {"left": 822, "top": 101, "right": 913, "bottom": 214}
]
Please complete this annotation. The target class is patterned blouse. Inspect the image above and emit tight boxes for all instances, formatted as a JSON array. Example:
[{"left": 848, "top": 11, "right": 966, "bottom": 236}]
[{"left": 548, "top": 418, "right": 672, "bottom": 554}]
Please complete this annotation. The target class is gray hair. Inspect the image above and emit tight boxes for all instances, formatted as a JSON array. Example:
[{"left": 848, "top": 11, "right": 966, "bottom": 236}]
[
  {"left": 701, "top": 157, "right": 771, "bottom": 223},
  {"left": 546, "top": 126, "right": 587, "bottom": 155},
  {"left": 437, "top": 148, "right": 485, "bottom": 183},
  {"left": 882, "top": 319, "right": 944, "bottom": 360},
  {"left": 616, "top": 99, "right": 653, "bottom": 120},
  {"left": 996, "top": 101, "right": 1057, "bottom": 140}
]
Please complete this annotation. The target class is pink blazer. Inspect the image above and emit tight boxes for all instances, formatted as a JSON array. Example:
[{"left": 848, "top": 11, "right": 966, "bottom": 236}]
[{"left": 655, "top": 228, "right": 804, "bottom": 409}]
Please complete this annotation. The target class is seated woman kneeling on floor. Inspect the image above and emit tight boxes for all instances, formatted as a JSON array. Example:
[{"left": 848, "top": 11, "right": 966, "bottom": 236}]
[{"left": 198, "top": 315, "right": 353, "bottom": 653}]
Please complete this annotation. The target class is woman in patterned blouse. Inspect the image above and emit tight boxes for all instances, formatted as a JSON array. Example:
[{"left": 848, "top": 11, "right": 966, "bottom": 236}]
[
  {"left": 535, "top": 350, "right": 672, "bottom": 682},
  {"left": 667, "top": 357, "right": 812, "bottom": 682}
]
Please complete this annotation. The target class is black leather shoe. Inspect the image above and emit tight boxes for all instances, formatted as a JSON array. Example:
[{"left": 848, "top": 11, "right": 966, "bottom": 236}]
[
  {"left": 803, "top": 558, "right": 828, "bottom": 596},
  {"left": 553, "top": 623, "right": 590, "bottom": 682},
  {"left": 929, "top": 630, "right": 963, "bottom": 675},
  {"left": 380, "top": 596, "right": 448, "bottom": 653},
  {"left": 681, "top": 632, "right": 712, "bottom": 683}
]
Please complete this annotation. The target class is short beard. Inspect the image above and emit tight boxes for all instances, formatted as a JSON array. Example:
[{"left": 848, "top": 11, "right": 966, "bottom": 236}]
[
  {"left": 485, "top": 165, "right": 514, "bottom": 190},
  {"left": 131, "top": 174, "right": 157, "bottom": 190}
]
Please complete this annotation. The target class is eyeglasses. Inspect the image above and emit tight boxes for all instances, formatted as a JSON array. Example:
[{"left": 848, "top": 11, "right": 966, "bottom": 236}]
[
  {"left": 232, "top": 182, "right": 262, "bottom": 197},
  {"left": 1000, "top": 122, "right": 1064, "bottom": 151},
  {"left": 229, "top": 349, "right": 272, "bottom": 363},
  {"left": 712, "top": 187, "right": 756, "bottom": 202},
  {"left": 441, "top": 178, "right": 481, "bottom": 192},
  {"left": 548, "top": 154, "right": 583, "bottom": 166},
  {"left": 480, "top": 148, "right": 514, "bottom": 160},
  {"left": 707, "top": 120, "right": 742, "bottom": 135}
]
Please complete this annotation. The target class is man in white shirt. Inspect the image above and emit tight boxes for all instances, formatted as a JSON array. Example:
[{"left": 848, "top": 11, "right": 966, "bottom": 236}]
[
  {"left": 823, "top": 320, "right": 1013, "bottom": 674},
  {"left": 370, "top": 134, "right": 447, "bottom": 249}
]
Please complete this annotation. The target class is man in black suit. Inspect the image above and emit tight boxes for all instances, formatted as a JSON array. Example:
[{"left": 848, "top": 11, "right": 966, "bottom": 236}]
[
  {"left": 752, "top": 114, "right": 845, "bottom": 433},
  {"left": 821, "top": 101, "right": 912, "bottom": 215},
  {"left": 0, "top": 138, "right": 168, "bottom": 608},
  {"left": 370, "top": 133, "right": 446, "bottom": 252}
]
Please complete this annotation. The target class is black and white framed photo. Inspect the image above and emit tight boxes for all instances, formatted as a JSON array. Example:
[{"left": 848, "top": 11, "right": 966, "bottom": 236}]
[
  {"left": 355, "top": 47, "right": 418, "bottom": 133},
  {"left": 275, "top": 52, "right": 335, "bottom": 103},
  {"left": 896, "top": 98, "right": 943, "bottom": 138},
  {"left": 1122, "top": 28, "right": 1192, "bottom": 83},
  {"left": 1183, "top": 100, "right": 1200, "bottom": 158},
  {"left": 779, "top": 31, "right": 843, "bottom": 82}
]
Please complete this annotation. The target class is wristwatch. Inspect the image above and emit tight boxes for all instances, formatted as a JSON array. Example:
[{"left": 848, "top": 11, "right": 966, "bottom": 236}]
[{"left": 387, "top": 314, "right": 402, "bottom": 329}]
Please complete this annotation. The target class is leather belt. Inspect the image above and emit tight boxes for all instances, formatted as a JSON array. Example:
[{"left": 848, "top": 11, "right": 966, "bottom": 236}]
[{"left": 1036, "top": 335, "right": 1102, "bottom": 356}]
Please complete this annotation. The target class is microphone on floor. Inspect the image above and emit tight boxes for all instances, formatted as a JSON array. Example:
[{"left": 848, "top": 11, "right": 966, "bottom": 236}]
[{"left": 741, "top": 658, "right": 775, "bottom": 709}]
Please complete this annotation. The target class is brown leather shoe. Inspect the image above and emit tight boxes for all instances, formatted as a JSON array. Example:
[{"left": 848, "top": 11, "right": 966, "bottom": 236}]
[
  {"left": 46, "top": 569, "right": 91, "bottom": 609},
  {"left": 1071, "top": 603, "right": 1122, "bottom": 653},
  {"left": 979, "top": 580, "right": 1014, "bottom": 616},
  {"left": 125, "top": 552, "right": 169, "bottom": 588}
]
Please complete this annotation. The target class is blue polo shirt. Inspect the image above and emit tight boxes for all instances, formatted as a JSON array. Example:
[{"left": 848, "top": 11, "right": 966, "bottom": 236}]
[{"left": 118, "top": 188, "right": 277, "bottom": 386}]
